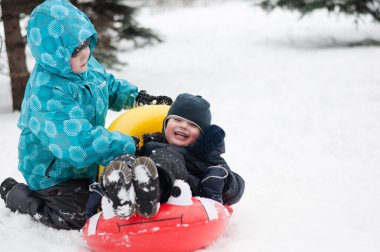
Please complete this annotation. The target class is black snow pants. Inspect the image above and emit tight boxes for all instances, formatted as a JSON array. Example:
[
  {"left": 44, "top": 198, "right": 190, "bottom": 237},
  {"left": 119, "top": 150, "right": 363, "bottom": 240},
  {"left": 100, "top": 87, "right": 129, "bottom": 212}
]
[
  {"left": 6, "top": 179, "right": 90, "bottom": 230},
  {"left": 147, "top": 146, "right": 200, "bottom": 203},
  {"left": 106, "top": 150, "right": 189, "bottom": 204}
]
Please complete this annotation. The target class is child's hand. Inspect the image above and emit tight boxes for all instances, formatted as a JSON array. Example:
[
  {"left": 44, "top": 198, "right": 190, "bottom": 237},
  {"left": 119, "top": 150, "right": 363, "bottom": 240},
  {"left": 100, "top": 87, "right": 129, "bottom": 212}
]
[
  {"left": 135, "top": 90, "right": 173, "bottom": 106},
  {"left": 200, "top": 166, "right": 228, "bottom": 203},
  {"left": 142, "top": 133, "right": 163, "bottom": 144}
]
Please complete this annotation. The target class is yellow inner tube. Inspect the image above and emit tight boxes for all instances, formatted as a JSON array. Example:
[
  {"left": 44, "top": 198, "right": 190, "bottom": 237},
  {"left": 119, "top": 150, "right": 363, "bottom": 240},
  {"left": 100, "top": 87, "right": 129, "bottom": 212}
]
[{"left": 99, "top": 105, "right": 170, "bottom": 177}]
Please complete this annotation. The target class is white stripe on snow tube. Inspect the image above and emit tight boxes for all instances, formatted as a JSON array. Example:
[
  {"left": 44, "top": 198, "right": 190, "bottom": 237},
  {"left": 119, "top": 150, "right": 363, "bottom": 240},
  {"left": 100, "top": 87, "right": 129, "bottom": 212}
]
[
  {"left": 198, "top": 197, "right": 219, "bottom": 221},
  {"left": 87, "top": 212, "right": 102, "bottom": 236}
]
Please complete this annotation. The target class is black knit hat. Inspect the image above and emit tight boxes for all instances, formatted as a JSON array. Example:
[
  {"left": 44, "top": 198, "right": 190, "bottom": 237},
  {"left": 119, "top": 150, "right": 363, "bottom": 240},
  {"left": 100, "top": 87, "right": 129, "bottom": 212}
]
[{"left": 164, "top": 93, "right": 211, "bottom": 132}]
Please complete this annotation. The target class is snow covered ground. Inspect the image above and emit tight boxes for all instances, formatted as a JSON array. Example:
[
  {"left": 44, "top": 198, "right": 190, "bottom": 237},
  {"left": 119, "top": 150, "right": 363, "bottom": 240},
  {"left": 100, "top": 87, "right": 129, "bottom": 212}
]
[{"left": 1, "top": 0, "right": 380, "bottom": 251}]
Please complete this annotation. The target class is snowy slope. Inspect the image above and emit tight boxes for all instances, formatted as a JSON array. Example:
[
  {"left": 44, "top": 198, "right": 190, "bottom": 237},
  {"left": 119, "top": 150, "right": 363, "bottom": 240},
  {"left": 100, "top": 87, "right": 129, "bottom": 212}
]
[{"left": 1, "top": 1, "right": 380, "bottom": 251}]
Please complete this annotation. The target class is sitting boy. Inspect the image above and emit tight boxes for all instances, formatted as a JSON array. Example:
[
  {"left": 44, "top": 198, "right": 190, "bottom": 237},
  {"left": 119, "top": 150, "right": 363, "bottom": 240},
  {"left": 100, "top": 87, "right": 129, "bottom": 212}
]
[
  {"left": 90, "top": 93, "right": 245, "bottom": 218},
  {"left": 0, "top": 0, "right": 171, "bottom": 230}
]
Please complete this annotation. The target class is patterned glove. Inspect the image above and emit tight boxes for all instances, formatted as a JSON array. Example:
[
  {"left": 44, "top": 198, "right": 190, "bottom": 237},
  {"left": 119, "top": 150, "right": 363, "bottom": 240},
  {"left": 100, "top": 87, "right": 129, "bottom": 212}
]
[{"left": 135, "top": 90, "right": 173, "bottom": 106}]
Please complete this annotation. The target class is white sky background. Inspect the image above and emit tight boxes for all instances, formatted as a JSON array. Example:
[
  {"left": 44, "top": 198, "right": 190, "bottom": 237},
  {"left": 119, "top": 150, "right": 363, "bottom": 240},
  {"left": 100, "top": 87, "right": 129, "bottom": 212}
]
[{"left": 0, "top": 0, "right": 380, "bottom": 251}]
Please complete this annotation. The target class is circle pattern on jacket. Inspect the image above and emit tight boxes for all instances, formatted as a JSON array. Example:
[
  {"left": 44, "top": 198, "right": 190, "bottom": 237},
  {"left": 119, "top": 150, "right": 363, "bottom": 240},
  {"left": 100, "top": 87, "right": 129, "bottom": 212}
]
[
  {"left": 18, "top": 0, "right": 138, "bottom": 190},
  {"left": 51, "top": 5, "right": 69, "bottom": 20}
]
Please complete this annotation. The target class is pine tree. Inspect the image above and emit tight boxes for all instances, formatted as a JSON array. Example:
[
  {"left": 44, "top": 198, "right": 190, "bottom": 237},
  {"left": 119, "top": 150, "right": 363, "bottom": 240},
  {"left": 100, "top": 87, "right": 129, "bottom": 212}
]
[
  {"left": 1, "top": 0, "right": 161, "bottom": 110},
  {"left": 0, "top": 0, "right": 37, "bottom": 111},
  {"left": 76, "top": 0, "right": 162, "bottom": 69},
  {"left": 258, "top": 0, "right": 380, "bottom": 22}
]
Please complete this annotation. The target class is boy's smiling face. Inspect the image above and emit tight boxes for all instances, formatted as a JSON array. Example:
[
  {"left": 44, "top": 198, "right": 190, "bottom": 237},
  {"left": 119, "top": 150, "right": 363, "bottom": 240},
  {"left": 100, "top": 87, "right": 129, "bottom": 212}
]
[{"left": 165, "top": 116, "right": 201, "bottom": 147}]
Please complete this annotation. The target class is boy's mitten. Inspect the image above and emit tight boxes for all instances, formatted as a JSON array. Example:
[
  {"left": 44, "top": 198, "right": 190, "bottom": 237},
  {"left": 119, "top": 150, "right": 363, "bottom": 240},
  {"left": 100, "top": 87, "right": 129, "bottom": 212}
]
[
  {"left": 135, "top": 90, "right": 173, "bottom": 106},
  {"left": 85, "top": 182, "right": 103, "bottom": 219},
  {"left": 142, "top": 133, "right": 163, "bottom": 144},
  {"left": 200, "top": 166, "right": 228, "bottom": 203}
]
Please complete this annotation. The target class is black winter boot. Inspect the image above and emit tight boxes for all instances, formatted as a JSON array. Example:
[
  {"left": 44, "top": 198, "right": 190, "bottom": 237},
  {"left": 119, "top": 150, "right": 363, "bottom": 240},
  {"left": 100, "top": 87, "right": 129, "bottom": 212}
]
[
  {"left": 102, "top": 158, "right": 136, "bottom": 218},
  {"left": 131, "top": 157, "right": 160, "bottom": 218},
  {"left": 0, "top": 177, "right": 18, "bottom": 202}
]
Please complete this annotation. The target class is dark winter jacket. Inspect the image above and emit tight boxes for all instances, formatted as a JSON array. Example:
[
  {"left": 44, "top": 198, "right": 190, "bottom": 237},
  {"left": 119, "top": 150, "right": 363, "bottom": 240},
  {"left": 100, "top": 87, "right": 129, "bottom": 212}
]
[{"left": 140, "top": 125, "right": 245, "bottom": 205}]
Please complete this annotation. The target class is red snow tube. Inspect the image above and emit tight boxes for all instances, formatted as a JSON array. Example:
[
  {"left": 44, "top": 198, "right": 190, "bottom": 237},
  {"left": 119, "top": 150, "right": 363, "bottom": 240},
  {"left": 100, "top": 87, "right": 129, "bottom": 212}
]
[
  {"left": 82, "top": 197, "right": 233, "bottom": 252},
  {"left": 82, "top": 105, "right": 233, "bottom": 251}
]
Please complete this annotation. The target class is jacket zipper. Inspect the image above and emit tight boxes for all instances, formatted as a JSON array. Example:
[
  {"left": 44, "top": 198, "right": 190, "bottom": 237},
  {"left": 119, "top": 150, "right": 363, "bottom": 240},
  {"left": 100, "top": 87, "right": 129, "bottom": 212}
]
[{"left": 45, "top": 158, "right": 56, "bottom": 178}]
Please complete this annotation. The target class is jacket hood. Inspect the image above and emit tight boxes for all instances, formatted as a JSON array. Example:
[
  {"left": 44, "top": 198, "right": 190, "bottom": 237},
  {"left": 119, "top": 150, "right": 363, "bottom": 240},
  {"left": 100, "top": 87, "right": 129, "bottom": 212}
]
[{"left": 27, "top": 0, "right": 97, "bottom": 79}]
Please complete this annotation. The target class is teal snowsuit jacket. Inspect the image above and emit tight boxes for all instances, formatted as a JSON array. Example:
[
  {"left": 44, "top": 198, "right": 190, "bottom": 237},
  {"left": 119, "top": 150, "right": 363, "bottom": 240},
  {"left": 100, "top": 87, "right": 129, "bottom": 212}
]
[{"left": 18, "top": 0, "right": 138, "bottom": 190}]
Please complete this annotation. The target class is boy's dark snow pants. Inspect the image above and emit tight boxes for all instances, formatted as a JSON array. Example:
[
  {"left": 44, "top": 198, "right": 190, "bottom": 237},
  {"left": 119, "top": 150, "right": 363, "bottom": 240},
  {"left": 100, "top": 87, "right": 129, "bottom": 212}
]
[
  {"left": 149, "top": 147, "right": 187, "bottom": 203},
  {"left": 6, "top": 179, "right": 90, "bottom": 230},
  {"left": 148, "top": 146, "right": 202, "bottom": 202},
  {"left": 139, "top": 144, "right": 202, "bottom": 202}
]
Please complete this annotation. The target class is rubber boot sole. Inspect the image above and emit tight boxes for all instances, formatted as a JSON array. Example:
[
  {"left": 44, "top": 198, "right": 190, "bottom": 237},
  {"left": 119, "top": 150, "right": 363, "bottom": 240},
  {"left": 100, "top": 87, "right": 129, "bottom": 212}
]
[
  {"left": 102, "top": 160, "right": 136, "bottom": 218},
  {"left": 131, "top": 157, "right": 160, "bottom": 218}
]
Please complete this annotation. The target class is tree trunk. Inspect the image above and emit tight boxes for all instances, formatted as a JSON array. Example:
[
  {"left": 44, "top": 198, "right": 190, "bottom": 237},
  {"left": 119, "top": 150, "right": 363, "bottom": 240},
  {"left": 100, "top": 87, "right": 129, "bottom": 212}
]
[{"left": 1, "top": 0, "right": 30, "bottom": 111}]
